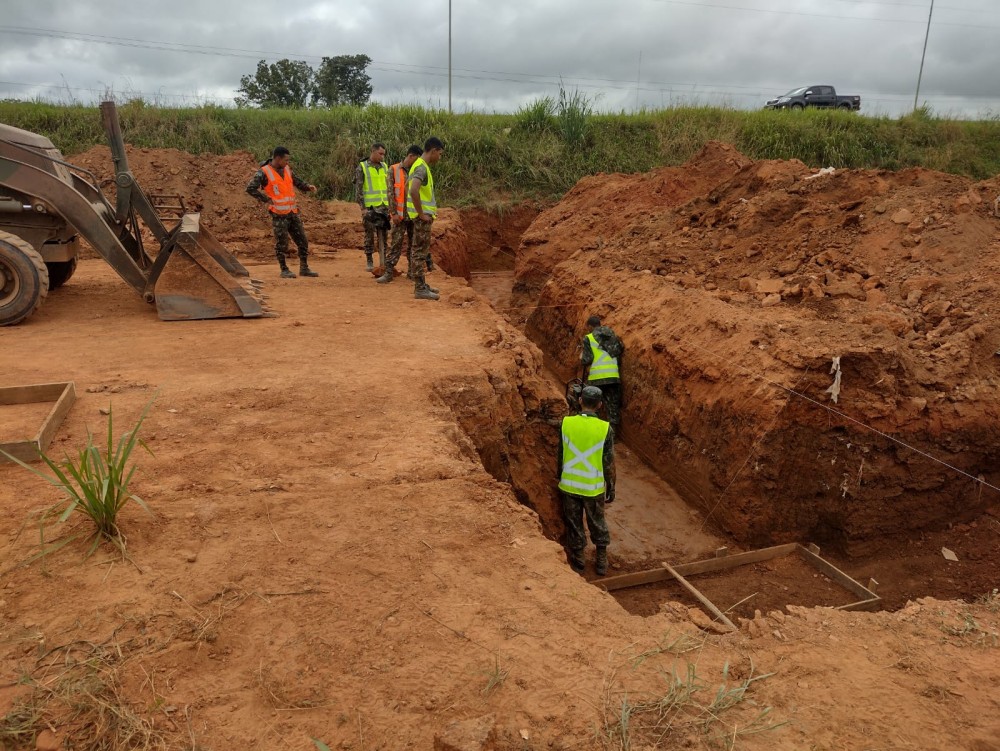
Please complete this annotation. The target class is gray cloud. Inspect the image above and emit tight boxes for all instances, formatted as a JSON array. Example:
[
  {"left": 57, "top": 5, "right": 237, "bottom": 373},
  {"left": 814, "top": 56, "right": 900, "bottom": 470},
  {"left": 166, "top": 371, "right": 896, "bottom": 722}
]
[{"left": 1, "top": 0, "right": 998, "bottom": 117}]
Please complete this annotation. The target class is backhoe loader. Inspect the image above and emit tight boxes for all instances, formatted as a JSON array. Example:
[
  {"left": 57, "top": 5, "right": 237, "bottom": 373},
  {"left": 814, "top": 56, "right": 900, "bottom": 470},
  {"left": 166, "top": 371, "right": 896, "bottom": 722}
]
[{"left": 0, "top": 101, "right": 267, "bottom": 325}]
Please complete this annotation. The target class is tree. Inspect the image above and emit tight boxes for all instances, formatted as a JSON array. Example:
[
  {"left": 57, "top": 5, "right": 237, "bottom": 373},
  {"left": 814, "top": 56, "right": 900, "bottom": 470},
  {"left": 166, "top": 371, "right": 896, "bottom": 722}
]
[
  {"left": 312, "top": 55, "right": 373, "bottom": 107},
  {"left": 235, "top": 59, "right": 315, "bottom": 108}
]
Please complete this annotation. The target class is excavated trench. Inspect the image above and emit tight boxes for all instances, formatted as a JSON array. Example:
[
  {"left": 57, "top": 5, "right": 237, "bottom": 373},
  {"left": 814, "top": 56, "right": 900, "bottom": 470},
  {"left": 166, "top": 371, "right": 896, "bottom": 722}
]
[{"left": 455, "top": 203, "right": 1000, "bottom": 615}]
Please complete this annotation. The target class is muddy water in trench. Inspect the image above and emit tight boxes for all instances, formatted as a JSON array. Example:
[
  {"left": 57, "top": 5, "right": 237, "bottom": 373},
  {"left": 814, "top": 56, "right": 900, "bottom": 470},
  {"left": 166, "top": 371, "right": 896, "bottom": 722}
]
[{"left": 470, "top": 269, "right": 725, "bottom": 570}]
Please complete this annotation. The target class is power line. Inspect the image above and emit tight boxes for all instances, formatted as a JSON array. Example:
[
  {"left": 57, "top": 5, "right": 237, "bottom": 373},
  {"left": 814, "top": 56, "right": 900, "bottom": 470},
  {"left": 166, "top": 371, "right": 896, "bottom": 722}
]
[{"left": 643, "top": 0, "right": 1000, "bottom": 28}]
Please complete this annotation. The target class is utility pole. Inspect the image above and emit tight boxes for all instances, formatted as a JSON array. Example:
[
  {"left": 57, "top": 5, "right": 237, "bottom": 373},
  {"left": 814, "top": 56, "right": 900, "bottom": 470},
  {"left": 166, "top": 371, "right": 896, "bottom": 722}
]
[
  {"left": 448, "top": 0, "right": 453, "bottom": 113},
  {"left": 914, "top": 0, "right": 934, "bottom": 112},
  {"left": 635, "top": 50, "right": 642, "bottom": 112}
]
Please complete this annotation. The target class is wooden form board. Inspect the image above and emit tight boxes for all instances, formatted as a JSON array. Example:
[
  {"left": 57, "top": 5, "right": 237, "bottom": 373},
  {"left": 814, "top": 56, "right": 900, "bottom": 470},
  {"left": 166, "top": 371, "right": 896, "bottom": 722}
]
[
  {"left": 598, "top": 542, "right": 881, "bottom": 613},
  {"left": 0, "top": 382, "right": 76, "bottom": 463}
]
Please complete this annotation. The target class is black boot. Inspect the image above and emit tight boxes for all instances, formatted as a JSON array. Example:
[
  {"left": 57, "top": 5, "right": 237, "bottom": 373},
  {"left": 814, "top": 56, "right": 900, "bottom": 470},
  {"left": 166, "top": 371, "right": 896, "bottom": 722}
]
[
  {"left": 568, "top": 549, "right": 585, "bottom": 573},
  {"left": 376, "top": 264, "right": 395, "bottom": 284},
  {"left": 279, "top": 261, "right": 296, "bottom": 279},
  {"left": 595, "top": 547, "right": 608, "bottom": 577},
  {"left": 299, "top": 261, "right": 319, "bottom": 278},
  {"left": 365, "top": 254, "right": 374, "bottom": 272}
]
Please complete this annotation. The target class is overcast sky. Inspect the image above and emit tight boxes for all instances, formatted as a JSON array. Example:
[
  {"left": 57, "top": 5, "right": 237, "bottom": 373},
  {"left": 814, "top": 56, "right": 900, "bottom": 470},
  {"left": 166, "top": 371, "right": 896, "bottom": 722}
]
[{"left": 0, "top": 0, "right": 997, "bottom": 118}]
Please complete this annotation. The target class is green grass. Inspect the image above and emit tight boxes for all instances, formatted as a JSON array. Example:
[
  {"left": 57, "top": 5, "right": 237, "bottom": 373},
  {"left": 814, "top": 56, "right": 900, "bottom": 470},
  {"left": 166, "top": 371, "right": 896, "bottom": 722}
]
[
  {"left": 1, "top": 399, "right": 155, "bottom": 558},
  {"left": 3, "top": 100, "right": 1000, "bottom": 206}
]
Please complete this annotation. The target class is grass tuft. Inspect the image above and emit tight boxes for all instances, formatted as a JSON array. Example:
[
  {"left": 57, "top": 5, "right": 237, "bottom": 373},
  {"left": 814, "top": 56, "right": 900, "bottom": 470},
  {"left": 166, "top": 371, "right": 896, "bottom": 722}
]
[{"left": 1, "top": 398, "right": 155, "bottom": 559}]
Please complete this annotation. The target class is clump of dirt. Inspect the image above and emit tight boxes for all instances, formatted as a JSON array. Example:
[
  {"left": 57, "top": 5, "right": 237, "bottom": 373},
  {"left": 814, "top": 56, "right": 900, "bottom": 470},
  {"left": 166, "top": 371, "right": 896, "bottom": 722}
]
[
  {"left": 511, "top": 142, "right": 751, "bottom": 320},
  {"left": 517, "top": 142, "right": 1000, "bottom": 562}
]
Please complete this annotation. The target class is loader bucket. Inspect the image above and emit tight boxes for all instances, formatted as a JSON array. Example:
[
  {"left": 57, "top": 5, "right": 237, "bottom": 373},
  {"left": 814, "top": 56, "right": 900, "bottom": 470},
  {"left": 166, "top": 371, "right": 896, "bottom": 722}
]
[{"left": 152, "top": 214, "right": 267, "bottom": 321}]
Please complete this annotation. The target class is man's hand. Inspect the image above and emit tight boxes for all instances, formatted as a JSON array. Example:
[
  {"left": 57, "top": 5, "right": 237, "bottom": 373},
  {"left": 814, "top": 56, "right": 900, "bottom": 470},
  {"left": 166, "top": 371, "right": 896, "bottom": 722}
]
[
  {"left": 419, "top": 212, "right": 433, "bottom": 223},
  {"left": 391, "top": 214, "right": 402, "bottom": 225},
  {"left": 307, "top": 184, "right": 317, "bottom": 193},
  {"left": 605, "top": 490, "right": 615, "bottom": 505}
]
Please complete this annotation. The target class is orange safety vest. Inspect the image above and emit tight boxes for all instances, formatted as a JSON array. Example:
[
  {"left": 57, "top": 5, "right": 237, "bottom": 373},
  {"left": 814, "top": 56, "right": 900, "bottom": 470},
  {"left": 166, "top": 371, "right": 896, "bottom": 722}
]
[
  {"left": 261, "top": 164, "right": 299, "bottom": 215},
  {"left": 391, "top": 162, "right": 407, "bottom": 217}
]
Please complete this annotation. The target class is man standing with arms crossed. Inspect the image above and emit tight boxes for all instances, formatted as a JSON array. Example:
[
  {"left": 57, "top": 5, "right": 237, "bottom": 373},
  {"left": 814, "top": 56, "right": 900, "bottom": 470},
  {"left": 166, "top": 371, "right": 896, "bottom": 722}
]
[
  {"left": 246, "top": 146, "right": 319, "bottom": 279},
  {"left": 355, "top": 142, "right": 390, "bottom": 271},
  {"left": 558, "top": 385, "right": 616, "bottom": 576},
  {"left": 377, "top": 144, "right": 422, "bottom": 284},
  {"left": 406, "top": 137, "right": 445, "bottom": 301}
]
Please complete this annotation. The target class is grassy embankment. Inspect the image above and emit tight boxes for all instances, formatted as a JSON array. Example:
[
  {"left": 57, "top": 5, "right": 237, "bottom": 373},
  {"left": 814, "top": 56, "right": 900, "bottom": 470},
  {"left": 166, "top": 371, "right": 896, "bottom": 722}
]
[{"left": 2, "top": 101, "right": 999, "bottom": 206}]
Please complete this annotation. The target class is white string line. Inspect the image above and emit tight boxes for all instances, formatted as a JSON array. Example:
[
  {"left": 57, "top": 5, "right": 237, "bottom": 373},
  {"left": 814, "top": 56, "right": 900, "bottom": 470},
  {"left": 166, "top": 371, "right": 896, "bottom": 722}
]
[{"left": 673, "top": 332, "right": 1000, "bottom": 495}]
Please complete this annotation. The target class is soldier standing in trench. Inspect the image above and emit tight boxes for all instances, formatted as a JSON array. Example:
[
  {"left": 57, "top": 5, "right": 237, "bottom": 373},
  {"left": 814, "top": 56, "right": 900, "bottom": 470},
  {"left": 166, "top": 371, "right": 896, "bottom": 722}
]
[
  {"left": 246, "top": 146, "right": 320, "bottom": 279},
  {"left": 355, "top": 142, "right": 391, "bottom": 272},
  {"left": 558, "top": 385, "right": 616, "bottom": 576},
  {"left": 581, "top": 315, "right": 625, "bottom": 428}
]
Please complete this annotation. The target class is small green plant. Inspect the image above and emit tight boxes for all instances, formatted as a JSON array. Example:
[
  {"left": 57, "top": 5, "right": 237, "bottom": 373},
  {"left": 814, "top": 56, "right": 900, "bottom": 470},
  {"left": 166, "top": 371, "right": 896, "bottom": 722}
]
[
  {"left": 2, "top": 398, "right": 155, "bottom": 557},
  {"left": 312, "top": 739, "right": 332, "bottom": 751},
  {"left": 632, "top": 630, "right": 704, "bottom": 668},
  {"left": 939, "top": 611, "right": 999, "bottom": 647},
  {"left": 977, "top": 589, "right": 1000, "bottom": 613},
  {"left": 603, "top": 661, "right": 785, "bottom": 750},
  {"left": 481, "top": 646, "right": 510, "bottom": 696}
]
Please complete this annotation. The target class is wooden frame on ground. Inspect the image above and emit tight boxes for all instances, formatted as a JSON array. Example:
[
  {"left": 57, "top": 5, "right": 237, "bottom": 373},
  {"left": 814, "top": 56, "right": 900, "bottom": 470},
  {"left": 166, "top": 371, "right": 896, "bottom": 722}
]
[
  {"left": 598, "top": 543, "right": 881, "bottom": 630},
  {"left": 0, "top": 382, "right": 76, "bottom": 463}
]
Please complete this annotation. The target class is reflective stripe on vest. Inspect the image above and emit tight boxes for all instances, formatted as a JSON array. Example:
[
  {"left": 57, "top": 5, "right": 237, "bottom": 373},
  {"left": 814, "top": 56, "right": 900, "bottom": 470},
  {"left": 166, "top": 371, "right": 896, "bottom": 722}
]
[
  {"left": 391, "top": 162, "right": 407, "bottom": 216},
  {"left": 262, "top": 164, "right": 299, "bottom": 215},
  {"left": 405, "top": 157, "right": 437, "bottom": 219},
  {"left": 586, "top": 333, "right": 620, "bottom": 381},
  {"left": 360, "top": 161, "right": 389, "bottom": 208},
  {"left": 558, "top": 414, "right": 610, "bottom": 497}
]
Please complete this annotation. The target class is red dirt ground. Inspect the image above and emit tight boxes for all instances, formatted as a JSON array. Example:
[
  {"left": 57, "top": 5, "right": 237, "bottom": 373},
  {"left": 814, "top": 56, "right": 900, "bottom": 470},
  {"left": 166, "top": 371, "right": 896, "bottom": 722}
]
[{"left": 2, "top": 145, "right": 1000, "bottom": 749}]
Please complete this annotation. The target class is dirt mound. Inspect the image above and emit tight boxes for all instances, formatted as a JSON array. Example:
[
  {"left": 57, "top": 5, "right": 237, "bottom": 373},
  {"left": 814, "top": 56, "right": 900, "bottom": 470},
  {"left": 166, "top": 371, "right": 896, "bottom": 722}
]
[
  {"left": 512, "top": 142, "right": 751, "bottom": 318},
  {"left": 518, "top": 144, "right": 1000, "bottom": 557}
]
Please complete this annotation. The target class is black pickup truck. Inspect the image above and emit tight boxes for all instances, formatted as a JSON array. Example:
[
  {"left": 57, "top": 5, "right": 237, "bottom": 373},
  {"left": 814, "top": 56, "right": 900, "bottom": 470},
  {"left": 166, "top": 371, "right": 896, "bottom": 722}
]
[{"left": 764, "top": 85, "right": 861, "bottom": 111}]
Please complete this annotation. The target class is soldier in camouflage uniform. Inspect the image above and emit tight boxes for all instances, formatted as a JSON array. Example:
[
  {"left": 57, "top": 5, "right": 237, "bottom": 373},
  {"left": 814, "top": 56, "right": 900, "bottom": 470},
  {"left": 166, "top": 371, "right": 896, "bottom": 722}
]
[
  {"left": 406, "top": 137, "right": 446, "bottom": 301},
  {"left": 246, "top": 146, "right": 319, "bottom": 278},
  {"left": 581, "top": 315, "right": 625, "bottom": 427},
  {"left": 558, "top": 385, "right": 616, "bottom": 576},
  {"left": 377, "top": 144, "right": 423, "bottom": 284},
  {"left": 355, "top": 143, "right": 390, "bottom": 271}
]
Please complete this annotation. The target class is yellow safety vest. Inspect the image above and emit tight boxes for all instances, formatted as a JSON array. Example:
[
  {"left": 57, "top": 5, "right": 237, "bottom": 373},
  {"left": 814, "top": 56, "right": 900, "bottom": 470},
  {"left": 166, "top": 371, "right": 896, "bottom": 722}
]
[
  {"left": 360, "top": 161, "right": 389, "bottom": 208},
  {"left": 406, "top": 157, "right": 437, "bottom": 219},
  {"left": 558, "top": 414, "right": 610, "bottom": 497},
  {"left": 586, "top": 333, "right": 620, "bottom": 381}
]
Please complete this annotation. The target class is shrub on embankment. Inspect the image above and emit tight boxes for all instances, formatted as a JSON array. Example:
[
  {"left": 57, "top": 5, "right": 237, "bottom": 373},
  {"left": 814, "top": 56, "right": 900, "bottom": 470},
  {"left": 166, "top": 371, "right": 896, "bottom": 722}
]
[{"left": 3, "top": 101, "right": 999, "bottom": 205}]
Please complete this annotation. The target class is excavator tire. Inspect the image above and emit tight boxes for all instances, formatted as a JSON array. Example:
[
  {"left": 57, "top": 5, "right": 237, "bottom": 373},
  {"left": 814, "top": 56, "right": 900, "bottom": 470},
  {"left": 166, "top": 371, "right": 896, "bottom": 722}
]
[
  {"left": 0, "top": 230, "right": 49, "bottom": 326},
  {"left": 46, "top": 257, "right": 78, "bottom": 290}
]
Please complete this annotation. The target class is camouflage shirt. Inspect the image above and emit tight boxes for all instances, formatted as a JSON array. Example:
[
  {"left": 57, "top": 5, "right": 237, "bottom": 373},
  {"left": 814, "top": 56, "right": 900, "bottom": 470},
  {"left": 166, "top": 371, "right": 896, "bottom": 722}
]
[
  {"left": 581, "top": 326, "right": 624, "bottom": 383},
  {"left": 557, "top": 412, "right": 616, "bottom": 498},
  {"left": 355, "top": 159, "right": 390, "bottom": 212},
  {"left": 246, "top": 162, "right": 312, "bottom": 205}
]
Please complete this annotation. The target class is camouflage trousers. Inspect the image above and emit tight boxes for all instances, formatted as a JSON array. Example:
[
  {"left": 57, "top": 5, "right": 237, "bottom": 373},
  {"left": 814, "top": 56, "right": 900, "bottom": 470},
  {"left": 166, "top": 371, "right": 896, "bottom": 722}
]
[
  {"left": 562, "top": 492, "right": 610, "bottom": 553},
  {"left": 272, "top": 212, "right": 309, "bottom": 266},
  {"left": 411, "top": 218, "right": 433, "bottom": 288},
  {"left": 588, "top": 381, "right": 622, "bottom": 427},
  {"left": 386, "top": 218, "right": 414, "bottom": 270},
  {"left": 363, "top": 209, "right": 389, "bottom": 264}
]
